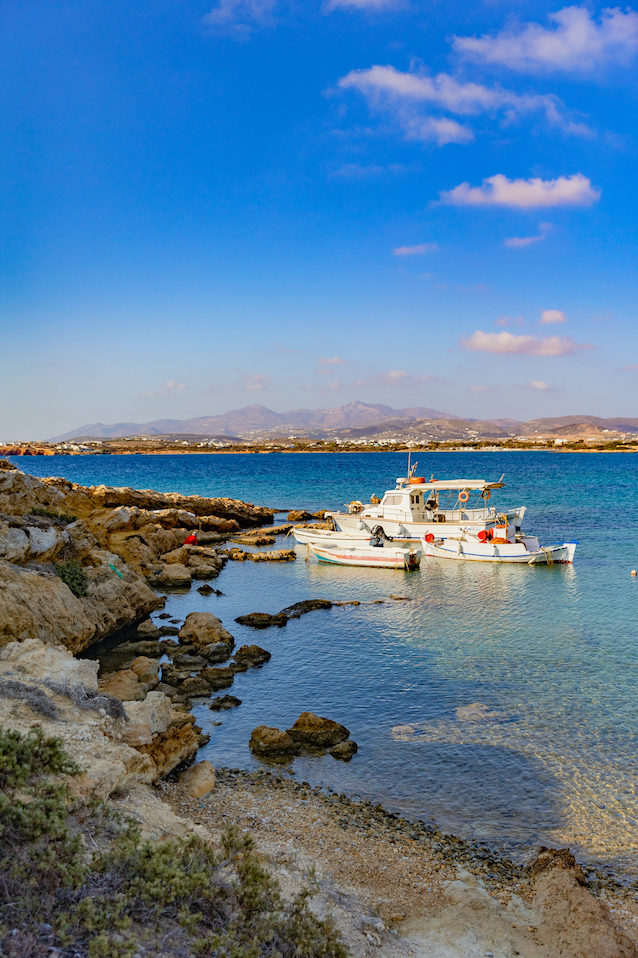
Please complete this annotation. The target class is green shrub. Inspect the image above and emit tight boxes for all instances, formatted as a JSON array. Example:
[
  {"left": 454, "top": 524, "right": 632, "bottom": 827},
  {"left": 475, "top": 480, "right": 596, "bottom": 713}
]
[
  {"left": 53, "top": 559, "right": 88, "bottom": 597},
  {"left": 0, "top": 728, "right": 347, "bottom": 958},
  {"left": 30, "top": 507, "right": 78, "bottom": 524}
]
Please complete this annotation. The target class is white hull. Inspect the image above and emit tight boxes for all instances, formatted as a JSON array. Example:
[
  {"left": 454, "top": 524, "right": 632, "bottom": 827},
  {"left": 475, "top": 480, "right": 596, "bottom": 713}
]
[
  {"left": 309, "top": 543, "right": 421, "bottom": 570},
  {"left": 292, "top": 527, "right": 372, "bottom": 547},
  {"left": 421, "top": 537, "right": 576, "bottom": 565},
  {"left": 332, "top": 513, "right": 520, "bottom": 542}
]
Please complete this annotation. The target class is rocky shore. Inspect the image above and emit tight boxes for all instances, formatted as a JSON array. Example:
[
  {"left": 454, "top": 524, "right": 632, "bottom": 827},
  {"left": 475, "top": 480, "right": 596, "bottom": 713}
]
[{"left": 1, "top": 459, "right": 637, "bottom": 957}]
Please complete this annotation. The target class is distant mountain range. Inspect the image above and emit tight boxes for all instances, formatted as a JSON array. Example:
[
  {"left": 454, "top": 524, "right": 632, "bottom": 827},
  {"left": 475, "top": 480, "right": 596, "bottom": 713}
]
[
  {"left": 50, "top": 402, "right": 638, "bottom": 443},
  {"left": 49, "top": 401, "right": 462, "bottom": 440}
]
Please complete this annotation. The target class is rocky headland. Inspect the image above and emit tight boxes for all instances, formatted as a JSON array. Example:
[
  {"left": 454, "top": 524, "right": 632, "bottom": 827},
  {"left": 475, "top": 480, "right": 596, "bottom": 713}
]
[{"left": 1, "top": 459, "right": 637, "bottom": 958}]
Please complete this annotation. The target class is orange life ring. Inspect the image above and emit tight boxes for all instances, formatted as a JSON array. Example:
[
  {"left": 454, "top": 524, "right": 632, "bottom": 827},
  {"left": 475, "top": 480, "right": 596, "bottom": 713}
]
[
  {"left": 482, "top": 489, "right": 491, "bottom": 500},
  {"left": 458, "top": 491, "right": 470, "bottom": 503}
]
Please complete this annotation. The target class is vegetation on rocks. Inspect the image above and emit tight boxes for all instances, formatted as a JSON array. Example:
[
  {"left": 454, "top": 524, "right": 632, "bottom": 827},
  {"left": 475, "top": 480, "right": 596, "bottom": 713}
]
[
  {"left": 29, "top": 506, "right": 78, "bottom": 524},
  {"left": 0, "top": 727, "right": 347, "bottom": 958},
  {"left": 53, "top": 558, "right": 88, "bottom": 597}
]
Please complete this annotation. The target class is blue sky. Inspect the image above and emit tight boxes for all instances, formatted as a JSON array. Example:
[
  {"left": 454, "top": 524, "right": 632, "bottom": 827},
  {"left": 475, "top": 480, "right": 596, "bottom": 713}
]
[{"left": 2, "top": 0, "right": 638, "bottom": 437}]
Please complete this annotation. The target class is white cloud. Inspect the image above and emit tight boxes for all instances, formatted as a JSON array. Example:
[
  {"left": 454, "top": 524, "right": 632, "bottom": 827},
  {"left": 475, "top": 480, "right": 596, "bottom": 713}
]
[
  {"left": 460, "top": 330, "right": 588, "bottom": 356},
  {"left": 319, "top": 356, "right": 346, "bottom": 365},
  {"left": 540, "top": 309, "right": 567, "bottom": 324},
  {"left": 528, "top": 380, "right": 555, "bottom": 390},
  {"left": 452, "top": 6, "right": 638, "bottom": 74},
  {"left": 441, "top": 173, "right": 600, "bottom": 208},
  {"left": 505, "top": 222, "right": 552, "bottom": 248},
  {"left": 204, "top": 0, "right": 277, "bottom": 37},
  {"left": 242, "top": 374, "right": 272, "bottom": 390},
  {"left": 337, "top": 64, "right": 588, "bottom": 144},
  {"left": 140, "top": 380, "right": 187, "bottom": 399},
  {"left": 393, "top": 242, "right": 438, "bottom": 256}
]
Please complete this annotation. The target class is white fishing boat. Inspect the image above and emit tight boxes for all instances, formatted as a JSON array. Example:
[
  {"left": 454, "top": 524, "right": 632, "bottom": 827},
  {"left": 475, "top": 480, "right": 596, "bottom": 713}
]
[
  {"left": 421, "top": 528, "right": 577, "bottom": 565},
  {"left": 328, "top": 469, "right": 526, "bottom": 543},
  {"left": 291, "top": 527, "right": 372, "bottom": 547},
  {"left": 308, "top": 542, "right": 421, "bottom": 570}
]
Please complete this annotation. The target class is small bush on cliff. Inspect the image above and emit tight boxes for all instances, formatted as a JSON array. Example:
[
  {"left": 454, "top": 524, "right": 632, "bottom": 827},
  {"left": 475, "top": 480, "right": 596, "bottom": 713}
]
[
  {"left": 53, "top": 558, "right": 88, "bottom": 597},
  {"left": 0, "top": 728, "right": 347, "bottom": 958},
  {"left": 30, "top": 506, "right": 78, "bottom": 524}
]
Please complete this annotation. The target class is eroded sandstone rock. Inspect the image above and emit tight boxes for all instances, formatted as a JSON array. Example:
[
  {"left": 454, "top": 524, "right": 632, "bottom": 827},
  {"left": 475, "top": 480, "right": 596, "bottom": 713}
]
[
  {"left": 99, "top": 668, "right": 146, "bottom": 701},
  {"left": 136, "top": 723, "right": 199, "bottom": 777},
  {"left": 178, "top": 760, "right": 216, "bottom": 798},
  {"left": 178, "top": 612, "right": 234, "bottom": 651},
  {"left": 154, "top": 563, "right": 192, "bottom": 587},
  {"left": 532, "top": 859, "right": 637, "bottom": 958},
  {"left": 130, "top": 656, "right": 160, "bottom": 687}
]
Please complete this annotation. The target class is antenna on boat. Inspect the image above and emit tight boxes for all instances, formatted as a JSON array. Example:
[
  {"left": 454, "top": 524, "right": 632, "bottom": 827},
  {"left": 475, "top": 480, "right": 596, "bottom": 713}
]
[{"left": 407, "top": 450, "right": 411, "bottom": 479}]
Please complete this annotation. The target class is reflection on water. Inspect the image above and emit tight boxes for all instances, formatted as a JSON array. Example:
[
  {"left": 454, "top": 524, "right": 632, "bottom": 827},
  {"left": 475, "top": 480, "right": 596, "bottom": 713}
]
[{"left": 19, "top": 451, "right": 638, "bottom": 878}]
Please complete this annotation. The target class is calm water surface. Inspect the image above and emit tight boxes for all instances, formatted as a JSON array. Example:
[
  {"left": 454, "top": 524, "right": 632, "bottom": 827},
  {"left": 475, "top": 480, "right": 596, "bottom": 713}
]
[{"left": 15, "top": 452, "right": 638, "bottom": 877}]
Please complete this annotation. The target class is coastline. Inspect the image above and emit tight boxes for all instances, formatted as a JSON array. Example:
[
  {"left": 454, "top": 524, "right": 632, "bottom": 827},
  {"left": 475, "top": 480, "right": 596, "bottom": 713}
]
[
  {"left": 2, "top": 460, "right": 638, "bottom": 955},
  {"left": 155, "top": 767, "right": 638, "bottom": 957}
]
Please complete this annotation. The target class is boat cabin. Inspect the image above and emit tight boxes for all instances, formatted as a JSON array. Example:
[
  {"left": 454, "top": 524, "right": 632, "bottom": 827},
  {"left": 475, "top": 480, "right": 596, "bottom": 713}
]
[{"left": 367, "top": 478, "right": 506, "bottom": 524}]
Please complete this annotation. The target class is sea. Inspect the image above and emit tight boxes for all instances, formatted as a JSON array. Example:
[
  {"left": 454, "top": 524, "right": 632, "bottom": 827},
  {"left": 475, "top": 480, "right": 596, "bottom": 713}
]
[{"left": 12, "top": 451, "right": 638, "bottom": 879}]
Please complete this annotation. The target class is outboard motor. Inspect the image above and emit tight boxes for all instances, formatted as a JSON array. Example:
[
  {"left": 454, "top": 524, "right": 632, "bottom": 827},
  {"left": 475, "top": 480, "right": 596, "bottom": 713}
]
[{"left": 370, "top": 524, "right": 393, "bottom": 547}]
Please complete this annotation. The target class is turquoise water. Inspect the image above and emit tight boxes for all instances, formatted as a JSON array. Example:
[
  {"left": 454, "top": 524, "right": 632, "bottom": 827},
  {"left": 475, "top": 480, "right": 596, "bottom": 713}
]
[{"left": 14, "top": 452, "right": 638, "bottom": 876}]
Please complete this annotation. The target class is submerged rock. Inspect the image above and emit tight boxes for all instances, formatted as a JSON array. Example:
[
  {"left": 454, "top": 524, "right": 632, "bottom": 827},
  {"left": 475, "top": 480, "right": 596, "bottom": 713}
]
[
  {"left": 286, "top": 712, "right": 349, "bottom": 747},
  {"left": 235, "top": 598, "right": 332, "bottom": 629},
  {"left": 235, "top": 612, "right": 287, "bottom": 629},
  {"left": 249, "top": 725, "right": 300, "bottom": 757},
  {"left": 330, "top": 740, "right": 358, "bottom": 761}
]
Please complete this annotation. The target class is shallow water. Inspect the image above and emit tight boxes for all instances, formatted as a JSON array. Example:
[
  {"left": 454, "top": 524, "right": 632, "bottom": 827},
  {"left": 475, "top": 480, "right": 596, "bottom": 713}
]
[{"left": 15, "top": 451, "right": 638, "bottom": 876}]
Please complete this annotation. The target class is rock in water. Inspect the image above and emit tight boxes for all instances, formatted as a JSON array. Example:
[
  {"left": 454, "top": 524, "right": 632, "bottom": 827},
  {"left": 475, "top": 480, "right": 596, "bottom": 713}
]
[
  {"left": 286, "top": 712, "right": 349, "bottom": 747},
  {"left": 178, "top": 612, "right": 234, "bottom": 652},
  {"left": 249, "top": 726, "right": 300, "bottom": 757},
  {"left": 178, "top": 760, "right": 216, "bottom": 798},
  {"left": 209, "top": 694, "right": 242, "bottom": 710},
  {"left": 278, "top": 599, "right": 332, "bottom": 619},
  {"left": 154, "top": 563, "right": 192, "bottom": 587},
  {"left": 330, "top": 740, "right": 358, "bottom": 761},
  {"left": 233, "top": 645, "right": 271, "bottom": 667},
  {"left": 234, "top": 612, "right": 288, "bottom": 629},
  {"left": 234, "top": 599, "right": 332, "bottom": 629}
]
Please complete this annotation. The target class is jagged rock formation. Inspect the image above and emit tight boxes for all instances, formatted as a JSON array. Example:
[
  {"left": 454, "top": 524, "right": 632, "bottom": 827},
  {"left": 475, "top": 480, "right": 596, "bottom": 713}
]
[
  {"left": 0, "top": 640, "right": 199, "bottom": 800},
  {"left": 0, "top": 463, "right": 274, "bottom": 652}
]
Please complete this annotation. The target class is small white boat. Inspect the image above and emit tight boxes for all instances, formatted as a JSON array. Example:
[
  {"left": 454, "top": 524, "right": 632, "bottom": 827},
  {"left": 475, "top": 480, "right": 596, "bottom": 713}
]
[
  {"left": 309, "top": 542, "right": 421, "bottom": 570},
  {"left": 292, "top": 527, "right": 372, "bottom": 548},
  {"left": 421, "top": 529, "right": 576, "bottom": 565}
]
